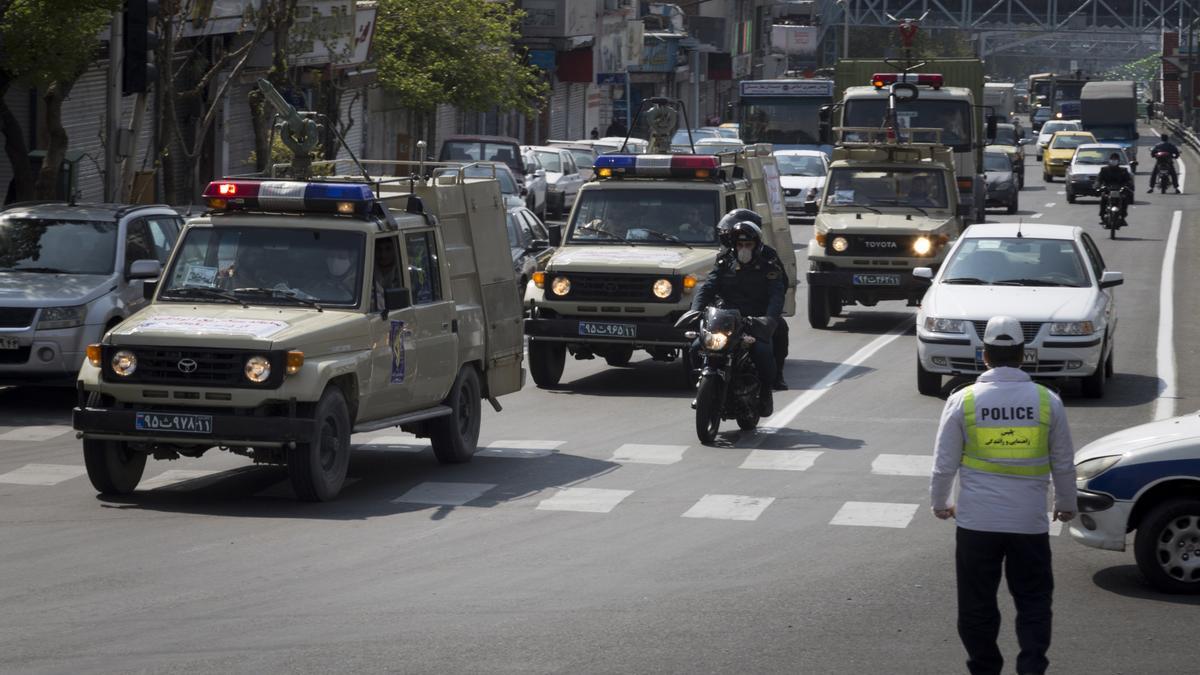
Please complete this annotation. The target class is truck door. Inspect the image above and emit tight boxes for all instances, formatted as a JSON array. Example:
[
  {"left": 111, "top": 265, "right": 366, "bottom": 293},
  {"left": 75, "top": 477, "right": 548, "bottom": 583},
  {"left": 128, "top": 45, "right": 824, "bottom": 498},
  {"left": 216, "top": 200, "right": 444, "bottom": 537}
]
[
  {"left": 365, "top": 233, "right": 414, "bottom": 419},
  {"left": 402, "top": 230, "right": 459, "bottom": 406}
]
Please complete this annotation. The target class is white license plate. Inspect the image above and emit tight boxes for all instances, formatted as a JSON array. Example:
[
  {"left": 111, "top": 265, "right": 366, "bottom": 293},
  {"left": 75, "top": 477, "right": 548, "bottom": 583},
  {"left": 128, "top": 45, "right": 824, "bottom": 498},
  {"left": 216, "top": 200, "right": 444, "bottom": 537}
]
[
  {"left": 0, "top": 336, "right": 19, "bottom": 350},
  {"left": 852, "top": 274, "right": 901, "bottom": 286},
  {"left": 976, "top": 348, "right": 1037, "bottom": 364},
  {"left": 135, "top": 412, "right": 213, "bottom": 434},
  {"left": 578, "top": 321, "right": 636, "bottom": 339}
]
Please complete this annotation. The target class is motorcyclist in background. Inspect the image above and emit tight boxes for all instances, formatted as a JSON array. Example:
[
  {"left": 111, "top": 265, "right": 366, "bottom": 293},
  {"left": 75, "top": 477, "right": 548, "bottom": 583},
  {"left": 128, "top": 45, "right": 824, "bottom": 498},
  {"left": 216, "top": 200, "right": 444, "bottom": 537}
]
[
  {"left": 1148, "top": 133, "right": 1182, "bottom": 194},
  {"left": 1097, "top": 152, "right": 1134, "bottom": 223},
  {"left": 693, "top": 215, "right": 787, "bottom": 416}
]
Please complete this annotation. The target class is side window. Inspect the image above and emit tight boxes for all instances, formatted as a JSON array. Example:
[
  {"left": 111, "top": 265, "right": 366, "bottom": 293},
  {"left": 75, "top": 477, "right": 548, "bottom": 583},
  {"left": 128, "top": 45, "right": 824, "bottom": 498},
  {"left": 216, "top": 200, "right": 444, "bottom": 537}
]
[
  {"left": 405, "top": 231, "right": 442, "bottom": 305},
  {"left": 124, "top": 220, "right": 154, "bottom": 273},
  {"left": 523, "top": 211, "right": 548, "bottom": 241},
  {"left": 143, "top": 217, "right": 180, "bottom": 264},
  {"left": 724, "top": 195, "right": 738, "bottom": 212},
  {"left": 372, "top": 234, "right": 403, "bottom": 311},
  {"left": 505, "top": 213, "right": 527, "bottom": 248},
  {"left": 563, "top": 152, "right": 577, "bottom": 175},
  {"left": 1079, "top": 234, "right": 1105, "bottom": 278}
]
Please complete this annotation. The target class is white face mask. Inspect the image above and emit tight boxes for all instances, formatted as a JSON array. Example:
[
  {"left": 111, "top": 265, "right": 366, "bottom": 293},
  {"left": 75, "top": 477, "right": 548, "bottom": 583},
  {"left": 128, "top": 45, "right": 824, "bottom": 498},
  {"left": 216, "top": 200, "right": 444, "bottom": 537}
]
[
  {"left": 329, "top": 256, "right": 351, "bottom": 276},
  {"left": 736, "top": 247, "right": 753, "bottom": 264},
  {"left": 1108, "top": 160, "right": 1118, "bottom": 167}
]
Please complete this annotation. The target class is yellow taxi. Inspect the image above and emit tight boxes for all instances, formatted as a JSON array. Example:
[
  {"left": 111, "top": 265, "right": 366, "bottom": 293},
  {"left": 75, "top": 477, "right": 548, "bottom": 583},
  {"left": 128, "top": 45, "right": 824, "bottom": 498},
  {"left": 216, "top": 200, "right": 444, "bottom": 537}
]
[{"left": 1042, "top": 131, "right": 1097, "bottom": 181}]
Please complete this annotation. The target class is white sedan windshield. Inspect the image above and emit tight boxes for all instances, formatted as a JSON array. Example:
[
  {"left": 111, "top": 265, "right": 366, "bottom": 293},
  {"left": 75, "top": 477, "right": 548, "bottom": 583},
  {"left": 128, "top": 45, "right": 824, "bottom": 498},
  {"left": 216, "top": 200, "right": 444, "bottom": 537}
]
[{"left": 941, "top": 238, "right": 1089, "bottom": 287}]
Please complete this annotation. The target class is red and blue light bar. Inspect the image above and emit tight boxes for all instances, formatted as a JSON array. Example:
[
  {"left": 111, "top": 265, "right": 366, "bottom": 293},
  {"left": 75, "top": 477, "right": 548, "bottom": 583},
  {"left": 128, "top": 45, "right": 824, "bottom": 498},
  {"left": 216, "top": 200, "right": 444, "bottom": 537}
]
[
  {"left": 593, "top": 154, "right": 720, "bottom": 179},
  {"left": 871, "top": 73, "right": 944, "bottom": 89},
  {"left": 202, "top": 180, "right": 375, "bottom": 216}
]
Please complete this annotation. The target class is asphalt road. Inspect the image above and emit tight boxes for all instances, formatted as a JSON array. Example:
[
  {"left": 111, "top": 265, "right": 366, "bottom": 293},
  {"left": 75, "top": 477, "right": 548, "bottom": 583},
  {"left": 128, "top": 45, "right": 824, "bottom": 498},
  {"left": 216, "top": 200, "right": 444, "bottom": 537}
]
[{"left": 2, "top": 124, "right": 1199, "bottom": 674}]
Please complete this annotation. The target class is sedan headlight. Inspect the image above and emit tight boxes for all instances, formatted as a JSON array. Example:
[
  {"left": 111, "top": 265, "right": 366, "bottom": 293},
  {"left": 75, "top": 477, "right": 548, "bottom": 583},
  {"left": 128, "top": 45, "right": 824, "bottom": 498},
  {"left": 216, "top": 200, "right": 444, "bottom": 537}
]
[
  {"left": 550, "top": 276, "right": 571, "bottom": 296},
  {"left": 1075, "top": 455, "right": 1121, "bottom": 481},
  {"left": 1049, "top": 321, "right": 1095, "bottom": 336},
  {"left": 703, "top": 331, "right": 729, "bottom": 351},
  {"left": 244, "top": 355, "right": 271, "bottom": 383},
  {"left": 111, "top": 349, "right": 138, "bottom": 376},
  {"left": 831, "top": 236, "right": 849, "bottom": 253},
  {"left": 923, "top": 317, "right": 966, "bottom": 334},
  {"left": 652, "top": 279, "right": 673, "bottom": 299},
  {"left": 37, "top": 304, "right": 87, "bottom": 330}
]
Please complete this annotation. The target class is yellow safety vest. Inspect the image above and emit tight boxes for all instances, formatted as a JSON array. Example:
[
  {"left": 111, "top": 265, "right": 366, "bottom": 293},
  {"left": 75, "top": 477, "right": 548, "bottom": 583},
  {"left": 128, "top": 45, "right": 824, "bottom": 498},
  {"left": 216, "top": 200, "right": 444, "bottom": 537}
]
[{"left": 962, "top": 385, "right": 1052, "bottom": 477}]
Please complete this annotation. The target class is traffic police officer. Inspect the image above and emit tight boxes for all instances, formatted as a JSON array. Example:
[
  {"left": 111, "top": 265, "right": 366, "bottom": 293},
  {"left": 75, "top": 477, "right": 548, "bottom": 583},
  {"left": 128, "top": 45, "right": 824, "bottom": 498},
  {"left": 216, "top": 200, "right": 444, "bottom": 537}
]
[
  {"left": 693, "top": 214, "right": 786, "bottom": 416},
  {"left": 930, "top": 316, "right": 1077, "bottom": 675}
]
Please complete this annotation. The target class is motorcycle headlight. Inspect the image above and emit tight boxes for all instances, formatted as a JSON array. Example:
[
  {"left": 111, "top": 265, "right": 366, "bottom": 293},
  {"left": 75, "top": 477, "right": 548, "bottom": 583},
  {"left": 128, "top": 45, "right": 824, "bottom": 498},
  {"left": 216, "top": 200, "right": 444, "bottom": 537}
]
[
  {"left": 652, "top": 279, "right": 673, "bottom": 299},
  {"left": 1049, "top": 321, "right": 1095, "bottom": 336},
  {"left": 1075, "top": 455, "right": 1121, "bottom": 482},
  {"left": 37, "top": 304, "right": 88, "bottom": 330},
  {"left": 703, "top": 331, "right": 729, "bottom": 351},
  {"left": 111, "top": 349, "right": 137, "bottom": 377},
  {"left": 912, "top": 237, "right": 933, "bottom": 256},
  {"left": 923, "top": 317, "right": 966, "bottom": 334},
  {"left": 550, "top": 276, "right": 571, "bottom": 297},
  {"left": 831, "top": 236, "right": 849, "bottom": 253},
  {"left": 245, "top": 355, "right": 271, "bottom": 383}
]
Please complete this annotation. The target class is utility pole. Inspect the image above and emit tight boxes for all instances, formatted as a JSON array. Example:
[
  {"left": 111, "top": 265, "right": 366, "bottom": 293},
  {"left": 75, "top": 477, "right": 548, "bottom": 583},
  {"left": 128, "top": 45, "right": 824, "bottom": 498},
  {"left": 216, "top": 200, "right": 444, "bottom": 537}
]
[
  {"left": 843, "top": 0, "right": 850, "bottom": 59},
  {"left": 105, "top": 9, "right": 123, "bottom": 203}
]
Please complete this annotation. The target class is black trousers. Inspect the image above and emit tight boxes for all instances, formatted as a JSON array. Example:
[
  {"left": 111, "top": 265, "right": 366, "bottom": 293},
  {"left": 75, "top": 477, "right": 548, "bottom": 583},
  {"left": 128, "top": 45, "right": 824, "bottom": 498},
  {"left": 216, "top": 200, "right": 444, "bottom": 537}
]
[
  {"left": 956, "top": 527, "right": 1054, "bottom": 675},
  {"left": 773, "top": 319, "right": 789, "bottom": 380}
]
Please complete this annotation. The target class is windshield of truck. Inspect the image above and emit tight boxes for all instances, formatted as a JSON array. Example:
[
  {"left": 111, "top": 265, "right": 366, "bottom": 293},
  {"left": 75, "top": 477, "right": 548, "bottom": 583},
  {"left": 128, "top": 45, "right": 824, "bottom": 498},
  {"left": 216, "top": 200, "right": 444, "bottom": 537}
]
[
  {"left": 842, "top": 98, "right": 973, "bottom": 151},
  {"left": 942, "top": 238, "right": 1088, "bottom": 287},
  {"left": 160, "top": 226, "right": 366, "bottom": 306},
  {"left": 441, "top": 141, "right": 523, "bottom": 174},
  {"left": 1055, "top": 82, "right": 1085, "bottom": 100},
  {"left": 739, "top": 97, "right": 827, "bottom": 145},
  {"left": 568, "top": 189, "right": 720, "bottom": 245},
  {"left": 1085, "top": 125, "right": 1134, "bottom": 140},
  {"left": 824, "top": 168, "right": 949, "bottom": 209},
  {"left": 0, "top": 217, "right": 117, "bottom": 275},
  {"left": 1050, "top": 134, "right": 1090, "bottom": 150},
  {"left": 775, "top": 154, "right": 826, "bottom": 176},
  {"left": 984, "top": 153, "right": 1012, "bottom": 172}
]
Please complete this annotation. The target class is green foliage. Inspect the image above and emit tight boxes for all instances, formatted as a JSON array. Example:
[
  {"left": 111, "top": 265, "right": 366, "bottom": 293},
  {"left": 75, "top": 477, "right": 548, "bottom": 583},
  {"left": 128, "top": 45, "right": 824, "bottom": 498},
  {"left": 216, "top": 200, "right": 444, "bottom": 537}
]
[
  {"left": 375, "top": 0, "right": 546, "bottom": 116},
  {"left": 0, "top": 0, "right": 119, "bottom": 87},
  {"left": 1101, "top": 52, "right": 1160, "bottom": 86},
  {"left": 246, "top": 134, "right": 333, "bottom": 177}
]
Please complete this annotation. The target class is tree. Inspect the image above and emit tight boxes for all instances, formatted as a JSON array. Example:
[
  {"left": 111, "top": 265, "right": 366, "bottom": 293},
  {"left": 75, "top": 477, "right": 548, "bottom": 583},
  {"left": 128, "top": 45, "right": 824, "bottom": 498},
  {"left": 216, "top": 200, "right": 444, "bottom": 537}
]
[
  {"left": 375, "top": 0, "right": 547, "bottom": 151},
  {"left": 0, "top": 0, "right": 119, "bottom": 202}
]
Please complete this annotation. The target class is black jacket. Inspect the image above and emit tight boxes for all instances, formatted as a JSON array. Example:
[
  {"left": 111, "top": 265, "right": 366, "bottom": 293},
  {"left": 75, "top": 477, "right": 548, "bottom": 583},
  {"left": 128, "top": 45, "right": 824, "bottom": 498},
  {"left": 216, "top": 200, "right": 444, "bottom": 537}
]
[
  {"left": 692, "top": 244, "right": 787, "bottom": 319},
  {"left": 1151, "top": 141, "right": 1180, "bottom": 160},
  {"left": 1097, "top": 164, "right": 1133, "bottom": 189}
]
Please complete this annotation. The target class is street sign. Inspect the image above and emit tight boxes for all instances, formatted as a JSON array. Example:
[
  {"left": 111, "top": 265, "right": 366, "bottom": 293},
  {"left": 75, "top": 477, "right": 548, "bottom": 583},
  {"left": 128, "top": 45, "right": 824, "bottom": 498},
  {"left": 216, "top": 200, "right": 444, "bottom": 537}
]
[{"left": 597, "top": 72, "right": 626, "bottom": 85}]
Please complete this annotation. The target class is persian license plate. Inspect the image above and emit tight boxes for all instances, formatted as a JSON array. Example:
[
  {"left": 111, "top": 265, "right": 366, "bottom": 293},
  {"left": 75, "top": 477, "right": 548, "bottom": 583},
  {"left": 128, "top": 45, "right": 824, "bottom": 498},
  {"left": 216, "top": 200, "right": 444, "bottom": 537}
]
[
  {"left": 852, "top": 273, "right": 901, "bottom": 286},
  {"left": 578, "top": 321, "right": 636, "bottom": 339},
  {"left": 0, "top": 336, "right": 19, "bottom": 350},
  {"left": 135, "top": 412, "right": 213, "bottom": 435},
  {"left": 975, "top": 348, "right": 1037, "bottom": 365}
]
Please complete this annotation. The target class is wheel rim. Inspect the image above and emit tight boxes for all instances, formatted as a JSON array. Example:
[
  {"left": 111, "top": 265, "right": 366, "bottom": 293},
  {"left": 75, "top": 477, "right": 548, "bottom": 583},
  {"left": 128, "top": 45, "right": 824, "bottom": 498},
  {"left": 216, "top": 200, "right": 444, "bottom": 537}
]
[
  {"left": 457, "top": 381, "right": 474, "bottom": 436},
  {"left": 318, "top": 415, "right": 342, "bottom": 472},
  {"left": 1155, "top": 514, "right": 1200, "bottom": 583}
]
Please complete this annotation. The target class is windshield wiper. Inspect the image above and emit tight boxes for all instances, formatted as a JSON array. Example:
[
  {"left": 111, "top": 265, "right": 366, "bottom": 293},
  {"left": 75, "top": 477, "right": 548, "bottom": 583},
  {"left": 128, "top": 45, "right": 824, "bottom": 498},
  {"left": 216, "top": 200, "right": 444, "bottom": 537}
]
[
  {"left": 639, "top": 228, "right": 692, "bottom": 248},
  {"left": 898, "top": 204, "right": 930, "bottom": 217},
  {"left": 839, "top": 204, "right": 882, "bottom": 214},
  {"left": 160, "top": 286, "right": 248, "bottom": 307},
  {"left": 995, "top": 278, "right": 1079, "bottom": 287},
  {"left": 10, "top": 266, "right": 70, "bottom": 274},
  {"left": 942, "top": 277, "right": 987, "bottom": 285},
  {"left": 573, "top": 223, "right": 626, "bottom": 241},
  {"left": 233, "top": 287, "right": 324, "bottom": 311}
]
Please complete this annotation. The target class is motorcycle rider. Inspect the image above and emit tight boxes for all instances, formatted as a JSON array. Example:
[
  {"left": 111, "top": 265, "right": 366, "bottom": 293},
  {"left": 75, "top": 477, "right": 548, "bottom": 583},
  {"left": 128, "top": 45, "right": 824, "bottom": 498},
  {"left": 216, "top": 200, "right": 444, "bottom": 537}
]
[
  {"left": 1097, "top": 152, "right": 1134, "bottom": 223},
  {"left": 693, "top": 216, "right": 787, "bottom": 416},
  {"left": 1148, "top": 133, "right": 1182, "bottom": 194}
]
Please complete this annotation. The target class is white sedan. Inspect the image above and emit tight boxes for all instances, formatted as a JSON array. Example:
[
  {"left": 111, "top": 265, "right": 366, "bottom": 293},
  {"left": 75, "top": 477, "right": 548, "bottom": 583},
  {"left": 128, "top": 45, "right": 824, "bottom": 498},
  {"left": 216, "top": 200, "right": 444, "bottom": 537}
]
[
  {"left": 773, "top": 149, "right": 829, "bottom": 219},
  {"left": 1035, "top": 119, "right": 1081, "bottom": 160},
  {"left": 914, "top": 223, "right": 1123, "bottom": 397}
]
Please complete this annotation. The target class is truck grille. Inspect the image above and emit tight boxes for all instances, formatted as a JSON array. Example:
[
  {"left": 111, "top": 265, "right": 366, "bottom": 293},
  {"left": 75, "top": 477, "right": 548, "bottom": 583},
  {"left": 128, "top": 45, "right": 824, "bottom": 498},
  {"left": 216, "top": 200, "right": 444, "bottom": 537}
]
[
  {"left": 100, "top": 346, "right": 285, "bottom": 389},
  {"left": 827, "top": 234, "right": 919, "bottom": 257},
  {"left": 0, "top": 308, "right": 35, "bottom": 328},
  {"left": 971, "top": 321, "right": 1043, "bottom": 342},
  {"left": 549, "top": 273, "right": 681, "bottom": 303}
]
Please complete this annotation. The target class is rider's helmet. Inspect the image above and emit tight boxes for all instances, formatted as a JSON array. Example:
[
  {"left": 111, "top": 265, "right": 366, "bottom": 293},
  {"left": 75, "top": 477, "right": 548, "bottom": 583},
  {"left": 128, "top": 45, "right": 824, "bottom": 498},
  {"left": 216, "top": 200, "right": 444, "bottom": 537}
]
[
  {"left": 717, "top": 208, "right": 762, "bottom": 249},
  {"left": 1161, "top": 133, "right": 1170, "bottom": 143},
  {"left": 729, "top": 221, "right": 764, "bottom": 261},
  {"left": 1108, "top": 152, "right": 1122, "bottom": 165}
]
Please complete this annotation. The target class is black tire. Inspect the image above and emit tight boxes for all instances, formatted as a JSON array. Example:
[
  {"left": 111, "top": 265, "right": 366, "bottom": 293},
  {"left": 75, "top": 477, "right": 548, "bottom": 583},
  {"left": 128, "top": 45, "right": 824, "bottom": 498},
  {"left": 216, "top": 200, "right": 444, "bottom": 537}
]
[
  {"left": 1066, "top": 190, "right": 1076, "bottom": 204},
  {"left": 829, "top": 289, "right": 844, "bottom": 317},
  {"left": 694, "top": 375, "right": 722, "bottom": 444},
  {"left": 603, "top": 345, "right": 634, "bottom": 367},
  {"left": 917, "top": 358, "right": 941, "bottom": 397},
  {"left": 1104, "top": 344, "right": 1115, "bottom": 377},
  {"left": 1081, "top": 353, "right": 1107, "bottom": 398},
  {"left": 807, "top": 285, "right": 830, "bottom": 329},
  {"left": 1043, "top": 172, "right": 1051, "bottom": 182},
  {"left": 528, "top": 340, "right": 565, "bottom": 388},
  {"left": 83, "top": 439, "right": 146, "bottom": 495},
  {"left": 1110, "top": 221, "right": 1117, "bottom": 240},
  {"left": 1007, "top": 197, "right": 1018, "bottom": 214},
  {"left": 430, "top": 366, "right": 482, "bottom": 464},
  {"left": 1133, "top": 498, "right": 1200, "bottom": 594},
  {"left": 287, "top": 387, "right": 351, "bottom": 501}
]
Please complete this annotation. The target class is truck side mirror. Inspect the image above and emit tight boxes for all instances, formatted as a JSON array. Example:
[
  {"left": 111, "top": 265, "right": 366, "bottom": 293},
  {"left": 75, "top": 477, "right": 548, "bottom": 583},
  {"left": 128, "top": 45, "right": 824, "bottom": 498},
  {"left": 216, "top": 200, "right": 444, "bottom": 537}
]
[
  {"left": 384, "top": 288, "right": 412, "bottom": 311},
  {"left": 127, "top": 259, "right": 161, "bottom": 281},
  {"left": 547, "top": 224, "right": 562, "bottom": 246},
  {"left": 528, "top": 239, "right": 549, "bottom": 253}
]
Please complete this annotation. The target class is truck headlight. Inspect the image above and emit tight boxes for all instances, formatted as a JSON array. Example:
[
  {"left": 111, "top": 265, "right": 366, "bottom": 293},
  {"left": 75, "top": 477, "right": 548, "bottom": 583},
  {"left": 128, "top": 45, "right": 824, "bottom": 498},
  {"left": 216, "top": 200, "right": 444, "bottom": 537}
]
[
  {"left": 831, "top": 236, "right": 849, "bottom": 252},
  {"left": 245, "top": 355, "right": 271, "bottom": 383},
  {"left": 912, "top": 237, "right": 933, "bottom": 255},
  {"left": 37, "top": 304, "right": 87, "bottom": 330},
  {"left": 550, "top": 276, "right": 571, "bottom": 296},
  {"left": 1076, "top": 455, "right": 1121, "bottom": 481},
  {"left": 703, "top": 331, "right": 729, "bottom": 351},
  {"left": 923, "top": 317, "right": 966, "bottom": 334},
  {"left": 1050, "top": 321, "right": 1095, "bottom": 336},
  {"left": 652, "top": 279, "right": 673, "bottom": 299},
  {"left": 111, "top": 349, "right": 138, "bottom": 376}
]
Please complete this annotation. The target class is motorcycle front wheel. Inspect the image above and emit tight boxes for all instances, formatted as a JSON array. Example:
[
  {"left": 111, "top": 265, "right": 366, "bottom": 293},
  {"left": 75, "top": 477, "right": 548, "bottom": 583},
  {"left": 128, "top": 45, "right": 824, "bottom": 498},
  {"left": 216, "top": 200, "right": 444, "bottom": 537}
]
[{"left": 694, "top": 374, "right": 723, "bottom": 444}]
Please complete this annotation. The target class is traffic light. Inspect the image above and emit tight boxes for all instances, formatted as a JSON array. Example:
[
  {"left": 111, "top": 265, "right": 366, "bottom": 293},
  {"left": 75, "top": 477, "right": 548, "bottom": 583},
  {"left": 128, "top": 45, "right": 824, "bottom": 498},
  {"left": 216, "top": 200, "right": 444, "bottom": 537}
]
[{"left": 122, "top": 0, "right": 159, "bottom": 95}]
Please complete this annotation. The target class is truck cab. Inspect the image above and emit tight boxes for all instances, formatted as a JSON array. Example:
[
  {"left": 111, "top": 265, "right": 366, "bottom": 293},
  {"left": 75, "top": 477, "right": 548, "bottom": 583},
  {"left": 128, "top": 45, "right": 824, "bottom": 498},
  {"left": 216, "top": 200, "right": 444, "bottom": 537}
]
[{"left": 73, "top": 171, "right": 524, "bottom": 501}]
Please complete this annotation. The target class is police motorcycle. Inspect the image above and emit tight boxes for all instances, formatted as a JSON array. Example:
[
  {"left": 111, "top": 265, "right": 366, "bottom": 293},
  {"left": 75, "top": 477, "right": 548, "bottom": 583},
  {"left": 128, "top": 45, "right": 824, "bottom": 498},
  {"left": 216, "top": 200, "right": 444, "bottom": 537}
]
[
  {"left": 676, "top": 304, "right": 769, "bottom": 444},
  {"left": 1098, "top": 185, "right": 1128, "bottom": 240},
  {"left": 1153, "top": 150, "right": 1175, "bottom": 194}
]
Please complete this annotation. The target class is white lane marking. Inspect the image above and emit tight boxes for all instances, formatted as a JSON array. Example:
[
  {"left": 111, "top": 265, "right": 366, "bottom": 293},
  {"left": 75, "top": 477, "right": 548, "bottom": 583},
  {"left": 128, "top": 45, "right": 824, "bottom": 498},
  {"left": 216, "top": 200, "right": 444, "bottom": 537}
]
[
  {"left": 1030, "top": 213, "right": 1045, "bottom": 219},
  {"left": 830, "top": 501, "right": 919, "bottom": 528},
  {"left": 536, "top": 487, "right": 633, "bottom": 513},
  {"left": 870, "top": 454, "right": 934, "bottom": 477},
  {"left": 1043, "top": 202, "right": 1057, "bottom": 208},
  {"left": 739, "top": 449, "right": 823, "bottom": 471},
  {"left": 757, "top": 321, "right": 908, "bottom": 437},
  {"left": 0, "top": 463, "right": 87, "bottom": 486},
  {"left": 610, "top": 443, "right": 688, "bottom": 465},
  {"left": 0, "top": 425, "right": 73, "bottom": 442},
  {"left": 1154, "top": 209, "right": 1181, "bottom": 421},
  {"left": 355, "top": 434, "right": 425, "bottom": 452},
  {"left": 139, "top": 469, "right": 223, "bottom": 491},
  {"left": 478, "top": 440, "right": 564, "bottom": 459},
  {"left": 392, "top": 481, "right": 497, "bottom": 506},
  {"left": 682, "top": 494, "right": 775, "bottom": 521},
  {"left": 1048, "top": 513, "right": 1064, "bottom": 537},
  {"left": 1056, "top": 191, "right": 1065, "bottom": 195}
]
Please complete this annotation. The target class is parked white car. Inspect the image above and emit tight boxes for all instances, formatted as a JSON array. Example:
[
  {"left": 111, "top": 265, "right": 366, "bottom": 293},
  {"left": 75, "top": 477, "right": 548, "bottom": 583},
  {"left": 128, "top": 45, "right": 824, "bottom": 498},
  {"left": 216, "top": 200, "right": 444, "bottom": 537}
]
[
  {"left": 592, "top": 137, "right": 648, "bottom": 154},
  {"left": 774, "top": 149, "right": 829, "bottom": 218},
  {"left": 914, "top": 223, "right": 1122, "bottom": 397},
  {"left": 1070, "top": 415, "right": 1200, "bottom": 593},
  {"left": 1035, "top": 119, "right": 1081, "bottom": 160},
  {"left": 521, "top": 149, "right": 548, "bottom": 219},
  {"left": 524, "top": 145, "right": 586, "bottom": 218}
]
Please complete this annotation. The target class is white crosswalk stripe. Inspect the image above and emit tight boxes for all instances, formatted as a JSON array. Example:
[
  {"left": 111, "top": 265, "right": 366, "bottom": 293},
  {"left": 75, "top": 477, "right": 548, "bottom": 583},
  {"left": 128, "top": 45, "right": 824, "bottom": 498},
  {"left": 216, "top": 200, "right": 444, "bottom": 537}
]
[
  {"left": 610, "top": 443, "right": 688, "bottom": 465},
  {"left": 479, "top": 440, "right": 564, "bottom": 458},
  {"left": 392, "top": 481, "right": 497, "bottom": 506},
  {"left": 536, "top": 487, "right": 632, "bottom": 513},
  {"left": 355, "top": 435, "right": 426, "bottom": 452},
  {"left": 0, "top": 463, "right": 87, "bottom": 486},
  {"left": 870, "top": 454, "right": 933, "bottom": 477},
  {"left": 830, "top": 501, "right": 920, "bottom": 529},
  {"left": 682, "top": 494, "right": 775, "bottom": 521},
  {"left": 739, "top": 449, "right": 822, "bottom": 471},
  {"left": 0, "top": 425, "right": 73, "bottom": 442}
]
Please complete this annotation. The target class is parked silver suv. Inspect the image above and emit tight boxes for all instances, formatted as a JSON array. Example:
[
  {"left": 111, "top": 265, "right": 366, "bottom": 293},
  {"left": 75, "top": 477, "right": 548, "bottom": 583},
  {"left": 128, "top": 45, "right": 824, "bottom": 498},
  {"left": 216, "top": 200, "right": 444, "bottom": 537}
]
[{"left": 0, "top": 202, "right": 182, "bottom": 385}]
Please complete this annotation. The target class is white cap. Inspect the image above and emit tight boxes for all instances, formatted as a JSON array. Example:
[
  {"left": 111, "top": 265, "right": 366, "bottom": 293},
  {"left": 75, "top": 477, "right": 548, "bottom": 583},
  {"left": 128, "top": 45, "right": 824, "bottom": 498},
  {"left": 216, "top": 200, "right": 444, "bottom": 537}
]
[{"left": 983, "top": 315, "right": 1024, "bottom": 347}]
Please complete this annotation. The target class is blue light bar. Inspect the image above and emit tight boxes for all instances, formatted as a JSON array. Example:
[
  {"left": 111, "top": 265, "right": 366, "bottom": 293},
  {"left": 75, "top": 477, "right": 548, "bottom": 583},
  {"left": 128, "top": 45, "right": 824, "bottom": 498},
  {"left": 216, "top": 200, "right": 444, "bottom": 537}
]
[
  {"left": 305, "top": 183, "right": 374, "bottom": 202},
  {"left": 594, "top": 155, "right": 638, "bottom": 170}
]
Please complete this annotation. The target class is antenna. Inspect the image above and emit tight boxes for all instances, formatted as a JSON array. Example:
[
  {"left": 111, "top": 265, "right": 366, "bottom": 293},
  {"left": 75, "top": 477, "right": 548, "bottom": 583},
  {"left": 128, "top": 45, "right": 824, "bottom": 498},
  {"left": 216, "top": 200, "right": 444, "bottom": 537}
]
[{"left": 1016, "top": 217, "right": 1024, "bottom": 238}]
